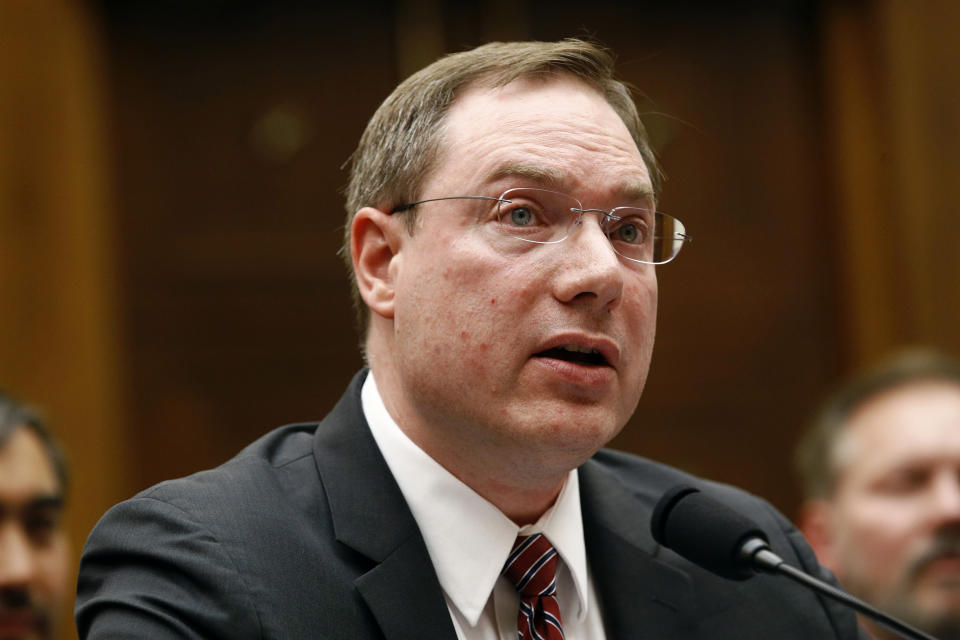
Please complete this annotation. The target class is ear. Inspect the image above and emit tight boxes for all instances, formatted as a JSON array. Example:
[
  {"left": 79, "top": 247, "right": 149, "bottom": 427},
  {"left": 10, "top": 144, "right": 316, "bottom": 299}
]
[
  {"left": 351, "top": 206, "right": 404, "bottom": 319},
  {"left": 797, "top": 499, "right": 839, "bottom": 572}
]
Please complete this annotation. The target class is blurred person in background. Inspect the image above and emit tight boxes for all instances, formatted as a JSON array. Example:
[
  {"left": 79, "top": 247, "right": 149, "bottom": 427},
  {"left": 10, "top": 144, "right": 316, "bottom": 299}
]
[
  {"left": 0, "top": 391, "right": 70, "bottom": 640},
  {"left": 797, "top": 348, "right": 960, "bottom": 639}
]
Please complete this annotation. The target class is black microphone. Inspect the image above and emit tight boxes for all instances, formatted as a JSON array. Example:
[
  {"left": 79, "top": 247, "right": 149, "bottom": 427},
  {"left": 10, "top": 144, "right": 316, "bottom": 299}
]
[{"left": 651, "top": 485, "right": 938, "bottom": 640}]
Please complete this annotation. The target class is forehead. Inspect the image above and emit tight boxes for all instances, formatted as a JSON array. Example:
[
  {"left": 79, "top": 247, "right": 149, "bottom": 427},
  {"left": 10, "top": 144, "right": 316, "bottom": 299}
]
[
  {"left": 0, "top": 427, "right": 60, "bottom": 500},
  {"left": 436, "top": 75, "right": 652, "bottom": 200},
  {"left": 836, "top": 381, "right": 960, "bottom": 476}
]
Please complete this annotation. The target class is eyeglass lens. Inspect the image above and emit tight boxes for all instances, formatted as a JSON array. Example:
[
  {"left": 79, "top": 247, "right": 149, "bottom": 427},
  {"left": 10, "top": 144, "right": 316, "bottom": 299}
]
[{"left": 495, "top": 188, "right": 686, "bottom": 264}]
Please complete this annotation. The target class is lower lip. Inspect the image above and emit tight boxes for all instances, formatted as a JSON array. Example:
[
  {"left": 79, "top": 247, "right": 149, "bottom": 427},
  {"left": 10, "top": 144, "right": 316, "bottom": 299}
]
[
  {"left": 532, "top": 355, "right": 615, "bottom": 389},
  {"left": 0, "top": 613, "right": 38, "bottom": 636}
]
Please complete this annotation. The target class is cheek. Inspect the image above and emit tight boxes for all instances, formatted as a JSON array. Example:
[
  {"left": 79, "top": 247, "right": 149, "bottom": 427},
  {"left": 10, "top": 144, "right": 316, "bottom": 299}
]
[
  {"left": 639, "top": 273, "right": 659, "bottom": 323},
  {"left": 458, "top": 328, "right": 491, "bottom": 370},
  {"left": 834, "top": 497, "right": 916, "bottom": 567},
  {"left": 405, "top": 271, "right": 504, "bottom": 354},
  {"left": 37, "top": 539, "right": 70, "bottom": 597},
  {"left": 457, "top": 269, "right": 539, "bottom": 369},
  {"left": 624, "top": 266, "right": 657, "bottom": 314},
  {"left": 624, "top": 278, "right": 658, "bottom": 357}
]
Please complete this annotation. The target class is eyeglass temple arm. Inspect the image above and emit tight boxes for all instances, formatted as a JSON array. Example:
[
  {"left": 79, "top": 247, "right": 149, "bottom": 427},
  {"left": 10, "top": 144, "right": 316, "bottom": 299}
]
[{"left": 391, "top": 195, "right": 503, "bottom": 215}]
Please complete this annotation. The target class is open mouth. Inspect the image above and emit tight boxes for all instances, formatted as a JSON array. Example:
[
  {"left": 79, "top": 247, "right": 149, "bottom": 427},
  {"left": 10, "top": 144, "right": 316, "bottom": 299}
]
[{"left": 535, "top": 345, "right": 609, "bottom": 366}]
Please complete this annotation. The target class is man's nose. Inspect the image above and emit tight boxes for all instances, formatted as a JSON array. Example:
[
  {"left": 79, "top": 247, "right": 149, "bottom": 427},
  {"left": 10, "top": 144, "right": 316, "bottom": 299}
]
[
  {"left": 552, "top": 213, "right": 626, "bottom": 310},
  {"left": 0, "top": 526, "right": 35, "bottom": 587},
  {"left": 927, "top": 471, "right": 960, "bottom": 524}
]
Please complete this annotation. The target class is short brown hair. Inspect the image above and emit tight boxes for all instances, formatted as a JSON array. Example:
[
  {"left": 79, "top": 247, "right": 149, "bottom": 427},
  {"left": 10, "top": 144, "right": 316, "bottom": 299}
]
[
  {"left": 342, "top": 38, "right": 662, "bottom": 339},
  {"left": 795, "top": 348, "right": 960, "bottom": 500}
]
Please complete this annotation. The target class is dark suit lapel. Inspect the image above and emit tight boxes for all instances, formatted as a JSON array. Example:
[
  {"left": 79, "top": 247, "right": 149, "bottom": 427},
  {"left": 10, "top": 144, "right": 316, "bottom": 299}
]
[
  {"left": 579, "top": 459, "right": 698, "bottom": 637},
  {"left": 312, "top": 370, "right": 458, "bottom": 640}
]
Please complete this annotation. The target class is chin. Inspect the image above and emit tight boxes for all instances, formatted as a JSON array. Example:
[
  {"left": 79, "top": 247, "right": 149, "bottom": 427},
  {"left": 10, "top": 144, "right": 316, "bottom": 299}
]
[{"left": 551, "top": 411, "right": 625, "bottom": 453}]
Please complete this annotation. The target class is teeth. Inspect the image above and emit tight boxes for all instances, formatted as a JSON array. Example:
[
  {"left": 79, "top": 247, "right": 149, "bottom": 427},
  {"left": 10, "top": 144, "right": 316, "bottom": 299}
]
[{"left": 561, "top": 345, "right": 600, "bottom": 354}]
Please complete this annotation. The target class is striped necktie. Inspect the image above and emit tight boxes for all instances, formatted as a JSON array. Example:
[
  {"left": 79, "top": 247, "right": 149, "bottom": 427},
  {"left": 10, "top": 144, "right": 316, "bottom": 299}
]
[{"left": 503, "top": 533, "right": 565, "bottom": 640}]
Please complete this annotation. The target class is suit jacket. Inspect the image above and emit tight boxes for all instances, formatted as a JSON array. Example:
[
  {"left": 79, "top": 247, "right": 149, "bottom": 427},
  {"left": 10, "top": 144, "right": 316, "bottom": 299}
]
[{"left": 76, "top": 370, "right": 862, "bottom": 639}]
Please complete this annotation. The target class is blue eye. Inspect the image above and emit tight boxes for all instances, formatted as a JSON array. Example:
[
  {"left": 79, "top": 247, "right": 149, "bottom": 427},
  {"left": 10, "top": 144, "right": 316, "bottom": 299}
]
[
  {"left": 614, "top": 222, "right": 644, "bottom": 244},
  {"left": 509, "top": 206, "right": 534, "bottom": 226}
]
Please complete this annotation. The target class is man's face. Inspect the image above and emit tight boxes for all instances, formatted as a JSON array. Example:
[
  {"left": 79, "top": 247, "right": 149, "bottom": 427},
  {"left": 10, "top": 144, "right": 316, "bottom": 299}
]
[
  {"left": 0, "top": 428, "right": 68, "bottom": 640},
  {"left": 825, "top": 381, "right": 960, "bottom": 638},
  {"left": 383, "top": 76, "right": 658, "bottom": 483}
]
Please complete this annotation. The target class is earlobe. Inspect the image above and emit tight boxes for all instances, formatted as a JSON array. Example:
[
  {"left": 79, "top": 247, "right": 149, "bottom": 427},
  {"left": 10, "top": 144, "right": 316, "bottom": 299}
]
[
  {"left": 351, "top": 207, "right": 401, "bottom": 319},
  {"left": 797, "top": 500, "right": 838, "bottom": 572}
]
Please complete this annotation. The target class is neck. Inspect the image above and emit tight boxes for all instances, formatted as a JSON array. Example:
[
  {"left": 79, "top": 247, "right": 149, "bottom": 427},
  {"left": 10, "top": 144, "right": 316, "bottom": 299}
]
[
  {"left": 385, "top": 384, "right": 569, "bottom": 523},
  {"left": 365, "top": 341, "right": 570, "bottom": 525},
  {"left": 452, "top": 465, "right": 568, "bottom": 526}
]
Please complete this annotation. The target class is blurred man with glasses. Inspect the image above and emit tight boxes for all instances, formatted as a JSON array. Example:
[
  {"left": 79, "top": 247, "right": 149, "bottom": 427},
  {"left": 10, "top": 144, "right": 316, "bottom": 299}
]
[
  {"left": 0, "top": 391, "right": 69, "bottom": 640},
  {"left": 77, "top": 39, "right": 860, "bottom": 639}
]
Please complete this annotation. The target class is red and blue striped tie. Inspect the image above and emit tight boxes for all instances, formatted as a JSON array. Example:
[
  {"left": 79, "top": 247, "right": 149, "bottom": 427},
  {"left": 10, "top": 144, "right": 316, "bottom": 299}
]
[{"left": 503, "top": 533, "right": 565, "bottom": 640}]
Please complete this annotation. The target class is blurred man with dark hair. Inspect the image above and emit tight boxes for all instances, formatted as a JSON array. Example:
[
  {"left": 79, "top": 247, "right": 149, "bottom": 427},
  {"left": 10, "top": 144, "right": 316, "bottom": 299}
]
[
  {"left": 797, "top": 348, "right": 960, "bottom": 639},
  {"left": 0, "top": 390, "right": 69, "bottom": 640}
]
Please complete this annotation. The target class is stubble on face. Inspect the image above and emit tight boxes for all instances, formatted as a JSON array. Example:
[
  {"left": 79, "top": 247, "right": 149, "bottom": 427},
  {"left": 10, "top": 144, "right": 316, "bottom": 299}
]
[
  {"left": 841, "top": 525, "right": 960, "bottom": 639},
  {"left": 827, "top": 383, "right": 960, "bottom": 639}
]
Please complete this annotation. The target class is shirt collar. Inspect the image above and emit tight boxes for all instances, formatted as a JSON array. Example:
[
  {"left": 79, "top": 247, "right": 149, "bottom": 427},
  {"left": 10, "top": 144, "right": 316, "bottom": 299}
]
[{"left": 361, "top": 372, "right": 591, "bottom": 625}]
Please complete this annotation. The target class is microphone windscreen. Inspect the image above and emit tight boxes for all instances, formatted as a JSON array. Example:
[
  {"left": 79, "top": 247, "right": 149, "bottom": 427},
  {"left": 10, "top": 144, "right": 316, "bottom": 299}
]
[{"left": 651, "top": 485, "right": 769, "bottom": 580}]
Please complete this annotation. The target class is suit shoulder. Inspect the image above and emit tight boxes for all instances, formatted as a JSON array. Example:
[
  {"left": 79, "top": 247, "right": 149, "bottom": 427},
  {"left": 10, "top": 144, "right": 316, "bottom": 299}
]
[
  {"left": 586, "top": 448, "right": 784, "bottom": 529},
  {"left": 133, "top": 422, "right": 320, "bottom": 516},
  {"left": 587, "top": 448, "right": 713, "bottom": 497}
]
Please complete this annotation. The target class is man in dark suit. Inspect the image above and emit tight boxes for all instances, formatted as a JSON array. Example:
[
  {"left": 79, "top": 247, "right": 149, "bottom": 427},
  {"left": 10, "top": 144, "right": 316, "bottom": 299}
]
[{"left": 76, "top": 40, "right": 862, "bottom": 639}]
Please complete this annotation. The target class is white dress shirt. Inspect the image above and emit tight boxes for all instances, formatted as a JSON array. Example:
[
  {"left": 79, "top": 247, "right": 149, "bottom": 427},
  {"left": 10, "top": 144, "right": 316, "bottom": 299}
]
[{"left": 362, "top": 372, "right": 607, "bottom": 640}]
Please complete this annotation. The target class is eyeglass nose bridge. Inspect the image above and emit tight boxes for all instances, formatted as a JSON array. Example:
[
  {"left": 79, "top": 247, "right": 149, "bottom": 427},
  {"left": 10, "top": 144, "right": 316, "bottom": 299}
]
[
  {"left": 559, "top": 206, "right": 632, "bottom": 265},
  {"left": 567, "top": 207, "right": 623, "bottom": 239},
  {"left": 572, "top": 207, "right": 623, "bottom": 223}
]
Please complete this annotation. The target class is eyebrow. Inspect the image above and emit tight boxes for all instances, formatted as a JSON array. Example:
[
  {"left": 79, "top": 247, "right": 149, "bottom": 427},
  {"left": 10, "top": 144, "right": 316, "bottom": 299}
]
[
  {"left": 485, "top": 162, "right": 656, "bottom": 204},
  {"left": 619, "top": 182, "right": 656, "bottom": 205},
  {"left": 0, "top": 494, "right": 64, "bottom": 520},
  {"left": 487, "top": 162, "right": 565, "bottom": 190},
  {"left": 27, "top": 495, "right": 64, "bottom": 511}
]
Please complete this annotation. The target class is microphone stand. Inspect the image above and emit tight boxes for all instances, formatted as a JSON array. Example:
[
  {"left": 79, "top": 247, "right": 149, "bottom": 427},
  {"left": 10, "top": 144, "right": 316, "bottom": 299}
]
[{"left": 741, "top": 539, "right": 938, "bottom": 640}]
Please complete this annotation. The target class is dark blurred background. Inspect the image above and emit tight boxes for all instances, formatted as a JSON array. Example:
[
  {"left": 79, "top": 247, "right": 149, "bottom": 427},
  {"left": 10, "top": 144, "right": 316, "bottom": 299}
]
[{"left": 2, "top": 2, "right": 959, "bottom": 637}]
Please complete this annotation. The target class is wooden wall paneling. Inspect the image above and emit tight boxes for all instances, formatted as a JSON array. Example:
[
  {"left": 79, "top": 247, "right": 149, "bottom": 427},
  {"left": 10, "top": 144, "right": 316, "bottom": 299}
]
[
  {"left": 821, "top": 3, "right": 894, "bottom": 366},
  {"left": 877, "top": 1, "right": 960, "bottom": 354},
  {"left": 823, "top": 1, "right": 960, "bottom": 366},
  {"left": 0, "top": 2, "right": 129, "bottom": 638},
  {"left": 102, "top": 4, "right": 394, "bottom": 489}
]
